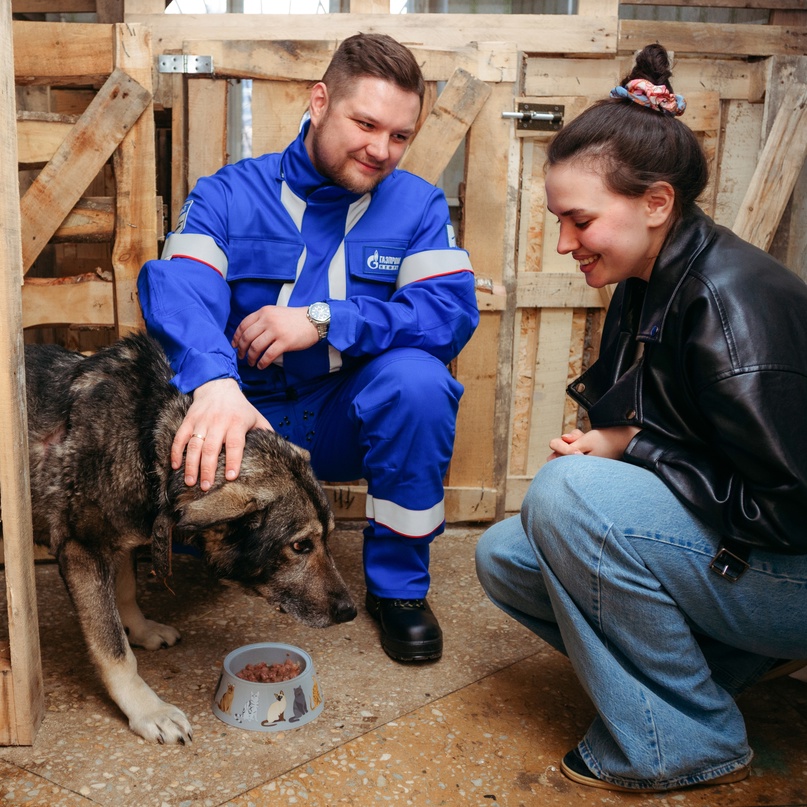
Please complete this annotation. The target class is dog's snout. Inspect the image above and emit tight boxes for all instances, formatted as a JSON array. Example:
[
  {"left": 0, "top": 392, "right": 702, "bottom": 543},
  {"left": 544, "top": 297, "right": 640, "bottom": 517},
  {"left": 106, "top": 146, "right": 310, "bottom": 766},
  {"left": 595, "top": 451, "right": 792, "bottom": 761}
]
[{"left": 334, "top": 598, "right": 358, "bottom": 624}]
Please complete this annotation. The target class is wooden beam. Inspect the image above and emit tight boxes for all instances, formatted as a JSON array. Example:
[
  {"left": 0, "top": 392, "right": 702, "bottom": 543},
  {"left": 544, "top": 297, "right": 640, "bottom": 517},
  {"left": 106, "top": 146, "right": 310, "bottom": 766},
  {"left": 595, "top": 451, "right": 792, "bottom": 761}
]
[
  {"left": 399, "top": 67, "right": 491, "bottom": 185},
  {"left": 129, "top": 14, "right": 617, "bottom": 57},
  {"left": 181, "top": 39, "right": 517, "bottom": 86},
  {"left": 0, "top": 0, "right": 44, "bottom": 747},
  {"left": 22, "top": 277, "right": 115, "bottom": 329},
  {"left": 19, "top": 68, "right": 151, "bottom": 273},
  {"left": 766, "top": 57, "right": 807, "bottom": 281},
  {"left": 13, "top": 21, "right": 114, "bottom": 86},
  {"left": 619, "top": 19, "right": 806, "bottom": 58},
  {"left": 112, "top": 23, "right": 156, "bottom": 336},
  {"left": 626, "top": 0, "right": 800, "bottom": 7},
  {"left": 732, "top": 83, "right": 807, "bottom": 251},
  {"left": 186, "top": 78, "right": 228, "bottom": 193},
  {"left": 16, "top": 114, "right": 75, "bottom": 167},
  {"left": 516, "top": 273, "right": 605, "bottom": 309},
  {"left": 525, "top": 56, "right": 765, "bottom": 102},
  {"left": 52, "top": 197, "right": 115, "bottom": 242},
  {"left": 11, "top": 0, "right": 94, "bottom": 12}
]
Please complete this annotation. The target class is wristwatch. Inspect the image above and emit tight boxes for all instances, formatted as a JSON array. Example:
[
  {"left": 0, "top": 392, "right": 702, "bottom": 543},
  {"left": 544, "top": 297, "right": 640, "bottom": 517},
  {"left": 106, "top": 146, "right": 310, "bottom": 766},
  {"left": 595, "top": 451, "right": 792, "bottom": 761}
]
[{"left": 306, "top": 301, "right": 331, "bottom": 341}]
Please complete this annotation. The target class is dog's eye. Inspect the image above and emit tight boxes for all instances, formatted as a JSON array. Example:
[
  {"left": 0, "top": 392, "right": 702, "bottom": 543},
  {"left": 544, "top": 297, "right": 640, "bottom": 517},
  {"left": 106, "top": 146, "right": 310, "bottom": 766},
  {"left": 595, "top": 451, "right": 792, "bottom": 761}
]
[{"left": 291, "top": 539, "right": 313, "bottom": 554}]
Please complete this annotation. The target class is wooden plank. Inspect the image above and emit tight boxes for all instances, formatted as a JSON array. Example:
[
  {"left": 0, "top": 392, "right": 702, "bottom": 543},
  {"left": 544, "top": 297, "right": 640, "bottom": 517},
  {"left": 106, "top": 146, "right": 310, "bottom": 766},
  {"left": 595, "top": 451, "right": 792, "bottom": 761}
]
[
  {"left": 732, "top": 83, "right": 807, "bottom": 251},
  {"left": 324, "top": 485, "right": 496, "bottom": 523},
  {"left": 96, "top": 0, "right": 124, "bottom": 23},
  {"left": 517, "top": 92, "right": 717, "bottom": 139},
  {"left": 129, "top": 14, "right": 618, "bottom": 57},
  {"left": 714, "top": 100, "right": 764, "bottom": 228},
  {"left": 187, "top": 78, "right": 227, "bottom": 193},
  {"left": 348, "top": 0, "right": 391, "bottom": 11},
  {"left": 171, "top": 73, "right": 187, "bottom": 230},
  {"left": 525, "top": 55, "right": 767, "bottom": 102},
  {"left": 627, "top": 0, "right": 799, "bottom": 6},
  {"left": 13, "top": 21, "right": 114, "bottom": 85},
  {"left": 0, "top": 0, "right": 44, "bottom": 746},
  {"left": 577, "top": 0, "right": 618, "bottom": 14},
  {"left": 22, "top": 278, "right": 115, "bottom": 329},
  {"left": 399, "top": 67, "right": 492, "bottom": 185},
  {"left": 446, "top": 82, "right": 515, "bottom": 498},
  {"left": 516, "top": 273, "right": 604, "bottom": 309},
  {"left": 619, "top": 19, "right": 807, "bottom": 58},
  {"left": 112, "top": 23, "right": 156, "bottom": 336},
  {"left": 766, "top": 56, "right": 807, "bottom": 282},
  {"left": 51, "top": 197, "right": 115, "bottom": 242},
  {"left": 251, "top": 79, "right": 311, "bottom": 159},
  {"left": 16, "top": 115, "right": 74, "bottom": 167},
  {"left": 185, "top": 39, "right": 517, "bottom": 86},
  {"left": 12, "top": 0, "right": 94, "bottom": 11},
  {"left": 19, "top": 68, "right": 152, "bottom": 273}
]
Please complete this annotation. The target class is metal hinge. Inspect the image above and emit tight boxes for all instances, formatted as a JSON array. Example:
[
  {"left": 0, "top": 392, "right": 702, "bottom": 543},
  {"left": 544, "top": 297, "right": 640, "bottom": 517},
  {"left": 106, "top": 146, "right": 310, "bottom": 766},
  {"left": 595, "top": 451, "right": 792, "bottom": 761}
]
[
  {"left": 502, "top": 102, "right": 564, "bottom": 131},
  {"left": 157, "top": 55, "right": 214, "bottom": 75}
]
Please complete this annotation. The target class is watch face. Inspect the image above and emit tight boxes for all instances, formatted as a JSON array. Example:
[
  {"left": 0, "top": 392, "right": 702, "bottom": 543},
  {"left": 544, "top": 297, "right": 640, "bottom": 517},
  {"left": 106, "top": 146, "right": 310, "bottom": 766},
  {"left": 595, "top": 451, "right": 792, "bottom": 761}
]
[{"left": 309, "top": 302, "right": 330, "bottom": 323}]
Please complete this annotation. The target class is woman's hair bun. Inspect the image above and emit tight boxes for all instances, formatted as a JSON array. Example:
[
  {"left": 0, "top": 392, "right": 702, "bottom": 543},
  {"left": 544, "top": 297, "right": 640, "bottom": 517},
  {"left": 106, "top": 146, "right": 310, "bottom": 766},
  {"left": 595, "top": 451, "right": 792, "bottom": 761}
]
[{"left": 627, "top": 43, "right": 673, "bottom": 90}]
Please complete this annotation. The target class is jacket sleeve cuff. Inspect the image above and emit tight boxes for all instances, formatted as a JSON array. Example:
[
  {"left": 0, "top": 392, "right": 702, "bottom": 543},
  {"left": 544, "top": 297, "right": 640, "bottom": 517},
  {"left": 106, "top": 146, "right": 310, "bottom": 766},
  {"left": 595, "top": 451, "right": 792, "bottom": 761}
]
[
  {"left": 324, "top": 298, "right": 359, "bottom": 352},
  {"left": 623, "top": 429, "right": 673, "bottom": 469},
  {"left": 171, "top": 350, "right": 240, "bottom": 394}
]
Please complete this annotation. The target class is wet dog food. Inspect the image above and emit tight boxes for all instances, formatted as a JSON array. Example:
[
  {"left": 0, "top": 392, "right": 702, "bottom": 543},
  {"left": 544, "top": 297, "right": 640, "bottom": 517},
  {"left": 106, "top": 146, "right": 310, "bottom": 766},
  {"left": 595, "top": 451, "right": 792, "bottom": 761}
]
[{"left": 236, "top": 658, "right": 302, "bottom": 683}]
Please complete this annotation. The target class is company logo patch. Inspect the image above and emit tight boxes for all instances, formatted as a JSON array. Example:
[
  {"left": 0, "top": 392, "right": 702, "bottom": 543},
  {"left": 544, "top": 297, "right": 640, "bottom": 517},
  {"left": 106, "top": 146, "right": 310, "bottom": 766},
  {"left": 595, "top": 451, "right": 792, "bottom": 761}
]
[
  {"left": 364, "top": 246, "right": 405, "bottom": 276},
  {"left": 175, "top": 199, "right": 193, "bottom": 234}
]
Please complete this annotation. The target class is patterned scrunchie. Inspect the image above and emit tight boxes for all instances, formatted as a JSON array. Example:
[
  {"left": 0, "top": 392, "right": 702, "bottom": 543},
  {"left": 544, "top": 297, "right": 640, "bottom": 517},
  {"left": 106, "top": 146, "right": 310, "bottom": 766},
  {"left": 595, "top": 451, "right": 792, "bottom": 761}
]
[{"left": 610, "top": 78, "right": 686, "bottom": 117}]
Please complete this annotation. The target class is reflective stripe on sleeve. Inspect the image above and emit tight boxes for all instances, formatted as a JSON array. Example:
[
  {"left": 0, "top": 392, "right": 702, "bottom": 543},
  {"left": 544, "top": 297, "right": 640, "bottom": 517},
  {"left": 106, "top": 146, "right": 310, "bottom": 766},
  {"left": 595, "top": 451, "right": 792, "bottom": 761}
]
[
  {"left": 365, "top": 494, "right": 445, "bottom": 538},
  {"left": 161, "top": 233, "right": 229, "bottom": 278},
  {"left": 396, "top": 249, "right": 471, "bottom": 289}
]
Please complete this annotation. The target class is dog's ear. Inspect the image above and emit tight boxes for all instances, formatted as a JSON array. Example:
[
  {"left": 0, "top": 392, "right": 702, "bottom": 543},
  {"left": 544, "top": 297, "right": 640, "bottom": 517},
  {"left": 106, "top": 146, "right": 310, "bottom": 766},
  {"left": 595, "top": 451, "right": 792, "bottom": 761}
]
[{"left": 176, "top": 482, "right": 274, "bottom": 530}]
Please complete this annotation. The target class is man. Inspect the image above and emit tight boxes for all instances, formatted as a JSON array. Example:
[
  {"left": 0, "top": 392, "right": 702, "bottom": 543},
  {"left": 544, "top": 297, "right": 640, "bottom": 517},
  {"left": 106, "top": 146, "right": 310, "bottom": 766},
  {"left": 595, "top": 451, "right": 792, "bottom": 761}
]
[{"left": 138, "top": 33, "right": 479, "bottom": 662}]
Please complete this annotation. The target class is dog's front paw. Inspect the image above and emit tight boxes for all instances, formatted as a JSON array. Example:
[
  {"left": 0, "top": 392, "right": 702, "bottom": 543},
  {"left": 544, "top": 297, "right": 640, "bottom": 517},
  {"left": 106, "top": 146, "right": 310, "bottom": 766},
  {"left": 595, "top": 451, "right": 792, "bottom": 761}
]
[
  {"left": 130, "top": 703, "right": 193, "bottom": 745},
  {"left": 126, "top": 619, "right": 181, "bottom": 650}
]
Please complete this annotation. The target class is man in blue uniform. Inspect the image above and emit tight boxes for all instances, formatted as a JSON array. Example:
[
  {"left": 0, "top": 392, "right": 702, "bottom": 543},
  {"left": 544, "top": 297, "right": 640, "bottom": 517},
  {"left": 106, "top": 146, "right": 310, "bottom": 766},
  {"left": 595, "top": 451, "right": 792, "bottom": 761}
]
[{"left": 138, "top": 33, "right": 479, "bottom": 662}]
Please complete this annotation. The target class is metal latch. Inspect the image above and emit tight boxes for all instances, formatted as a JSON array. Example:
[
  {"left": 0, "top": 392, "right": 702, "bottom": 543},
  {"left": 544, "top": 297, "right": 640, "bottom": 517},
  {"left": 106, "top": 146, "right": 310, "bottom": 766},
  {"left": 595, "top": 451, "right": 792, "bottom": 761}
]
[
  {"left": 502, "top": 103, "right": 564, "bottom": 131},
  {"left": 158, "top": 55, "right": 214, "bottom": 75}
]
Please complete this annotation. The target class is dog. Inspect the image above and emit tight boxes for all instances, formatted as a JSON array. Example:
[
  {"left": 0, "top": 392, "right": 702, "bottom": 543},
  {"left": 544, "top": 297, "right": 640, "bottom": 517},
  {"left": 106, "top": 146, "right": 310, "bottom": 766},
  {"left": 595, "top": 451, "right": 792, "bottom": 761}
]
[{"left": 24, "top": 332, "right": 356, "bottom": 744}]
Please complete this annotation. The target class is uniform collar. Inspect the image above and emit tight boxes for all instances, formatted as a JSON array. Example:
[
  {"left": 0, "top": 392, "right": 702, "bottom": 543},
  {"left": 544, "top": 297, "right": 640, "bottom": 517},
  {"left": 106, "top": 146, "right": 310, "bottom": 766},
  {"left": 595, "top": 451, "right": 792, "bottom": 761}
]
[{"left": 278, "top": 119, "right": 365, "bottom": 204}]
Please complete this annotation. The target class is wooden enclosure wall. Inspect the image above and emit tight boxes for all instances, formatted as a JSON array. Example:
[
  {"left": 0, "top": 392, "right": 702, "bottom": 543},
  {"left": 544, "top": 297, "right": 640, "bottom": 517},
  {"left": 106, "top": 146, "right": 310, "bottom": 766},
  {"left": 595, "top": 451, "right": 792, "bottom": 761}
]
[{"left": 2, "top": 0, "right": 805, "bottom": 745}]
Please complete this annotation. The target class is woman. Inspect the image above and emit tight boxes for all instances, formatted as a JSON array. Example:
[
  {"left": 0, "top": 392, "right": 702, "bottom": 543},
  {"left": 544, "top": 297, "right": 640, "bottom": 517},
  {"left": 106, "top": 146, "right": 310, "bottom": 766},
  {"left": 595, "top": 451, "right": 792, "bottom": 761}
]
[{"left": 476, "top": 43, "right": 807, "bottom": 792}]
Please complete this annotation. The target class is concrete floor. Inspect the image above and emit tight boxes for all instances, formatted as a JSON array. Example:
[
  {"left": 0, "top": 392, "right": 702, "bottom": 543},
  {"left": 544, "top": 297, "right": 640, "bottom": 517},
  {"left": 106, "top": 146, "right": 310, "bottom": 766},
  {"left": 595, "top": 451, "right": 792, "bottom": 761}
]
[{"left": 1, "top": 525, "right": 806, "bottom": 807}]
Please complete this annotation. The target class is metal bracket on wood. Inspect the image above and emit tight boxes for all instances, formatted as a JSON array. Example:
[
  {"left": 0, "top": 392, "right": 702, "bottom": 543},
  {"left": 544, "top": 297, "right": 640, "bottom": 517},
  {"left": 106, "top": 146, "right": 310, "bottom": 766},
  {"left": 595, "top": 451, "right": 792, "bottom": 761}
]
[
  {"left": 502, "top": 102, "right": 564, "bottom": 131},
  {"left": 157, "top": 55, "right": 214, "bottom": 75}
]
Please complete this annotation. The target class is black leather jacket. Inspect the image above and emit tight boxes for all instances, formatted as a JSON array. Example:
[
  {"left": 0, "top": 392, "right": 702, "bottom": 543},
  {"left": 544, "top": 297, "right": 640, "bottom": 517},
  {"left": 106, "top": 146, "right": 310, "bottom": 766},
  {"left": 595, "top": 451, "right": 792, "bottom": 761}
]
[{"left": 568, "top": 207, "right": 807, "bottom": 553}]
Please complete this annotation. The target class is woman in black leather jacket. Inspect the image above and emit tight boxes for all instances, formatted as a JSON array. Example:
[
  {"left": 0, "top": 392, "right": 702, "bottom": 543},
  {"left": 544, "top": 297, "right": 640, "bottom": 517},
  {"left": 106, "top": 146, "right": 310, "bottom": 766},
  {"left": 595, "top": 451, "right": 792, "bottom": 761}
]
[{"left": 476, "top": 43, "right": 807, "bottom": 793}]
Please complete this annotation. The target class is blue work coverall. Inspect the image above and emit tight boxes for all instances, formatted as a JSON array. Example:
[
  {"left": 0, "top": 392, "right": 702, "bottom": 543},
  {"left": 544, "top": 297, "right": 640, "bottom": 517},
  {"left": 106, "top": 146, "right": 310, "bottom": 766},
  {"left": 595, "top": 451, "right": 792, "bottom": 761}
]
[{"left": 138, "top": 123, "right": 479, "bottom": 598}]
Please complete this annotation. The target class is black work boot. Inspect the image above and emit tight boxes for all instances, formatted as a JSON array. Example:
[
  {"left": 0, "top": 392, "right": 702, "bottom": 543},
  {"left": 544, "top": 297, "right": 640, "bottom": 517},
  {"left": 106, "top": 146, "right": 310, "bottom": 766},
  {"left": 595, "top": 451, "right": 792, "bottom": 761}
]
[{"left": 365, "top": 592, "right": 443, "bottom": 662}]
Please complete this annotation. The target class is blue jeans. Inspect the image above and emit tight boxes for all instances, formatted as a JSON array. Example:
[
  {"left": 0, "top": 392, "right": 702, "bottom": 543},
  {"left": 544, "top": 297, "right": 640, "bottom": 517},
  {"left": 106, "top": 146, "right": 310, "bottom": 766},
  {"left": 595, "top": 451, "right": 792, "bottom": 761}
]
[{"left": 475, "top": 455, "right": 807, "bottom": 790}]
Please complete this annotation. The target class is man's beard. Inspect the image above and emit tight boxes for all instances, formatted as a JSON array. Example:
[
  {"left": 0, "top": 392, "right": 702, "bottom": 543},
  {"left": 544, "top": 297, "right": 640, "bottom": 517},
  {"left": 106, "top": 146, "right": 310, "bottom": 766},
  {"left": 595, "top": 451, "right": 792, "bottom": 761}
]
[{"left": 310, "top": 122, "right": 388, "bottom": 195}]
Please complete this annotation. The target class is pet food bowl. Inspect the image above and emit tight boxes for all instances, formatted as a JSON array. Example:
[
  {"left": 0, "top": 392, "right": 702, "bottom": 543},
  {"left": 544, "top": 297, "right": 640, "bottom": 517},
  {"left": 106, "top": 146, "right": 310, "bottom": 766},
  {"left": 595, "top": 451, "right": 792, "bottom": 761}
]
[{"left": 212, "top": 642, "right": 323, "bottom": 732}]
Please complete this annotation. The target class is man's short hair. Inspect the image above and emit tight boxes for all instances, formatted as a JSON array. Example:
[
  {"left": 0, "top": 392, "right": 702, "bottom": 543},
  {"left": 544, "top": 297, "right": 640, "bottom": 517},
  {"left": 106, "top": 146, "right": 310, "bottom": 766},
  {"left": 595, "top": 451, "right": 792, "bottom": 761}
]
[{"left": 322, "top": 33, "right": 425, "bottom": 108}]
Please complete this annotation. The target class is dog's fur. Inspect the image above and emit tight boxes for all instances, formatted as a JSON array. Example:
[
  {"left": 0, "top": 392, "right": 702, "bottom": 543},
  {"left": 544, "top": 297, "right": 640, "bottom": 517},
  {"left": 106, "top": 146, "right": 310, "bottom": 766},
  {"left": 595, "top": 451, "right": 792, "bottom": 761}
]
[{"left": 24, "top": 332, "right": 356, "bottom": 744}]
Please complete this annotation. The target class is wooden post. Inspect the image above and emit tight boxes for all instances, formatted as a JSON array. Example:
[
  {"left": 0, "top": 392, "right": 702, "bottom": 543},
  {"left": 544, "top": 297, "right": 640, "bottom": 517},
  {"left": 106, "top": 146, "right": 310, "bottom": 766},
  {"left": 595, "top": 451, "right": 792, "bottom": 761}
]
[
  {"left": 113, "top": 23, "right": 157, "bottom": 336},
  {"left": 0, "top": 0, "right": 44, "bottom": 746}
]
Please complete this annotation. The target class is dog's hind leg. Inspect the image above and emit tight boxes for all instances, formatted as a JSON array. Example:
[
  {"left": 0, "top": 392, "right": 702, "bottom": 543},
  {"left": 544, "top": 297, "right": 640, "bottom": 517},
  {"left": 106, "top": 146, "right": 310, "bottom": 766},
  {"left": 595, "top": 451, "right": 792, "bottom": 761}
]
[
  {"left": 58, "top": 540, "right": 193, "bottom": 744},
  {"left": 116, "top": 550, "right": 181, "bottom": 650}
]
